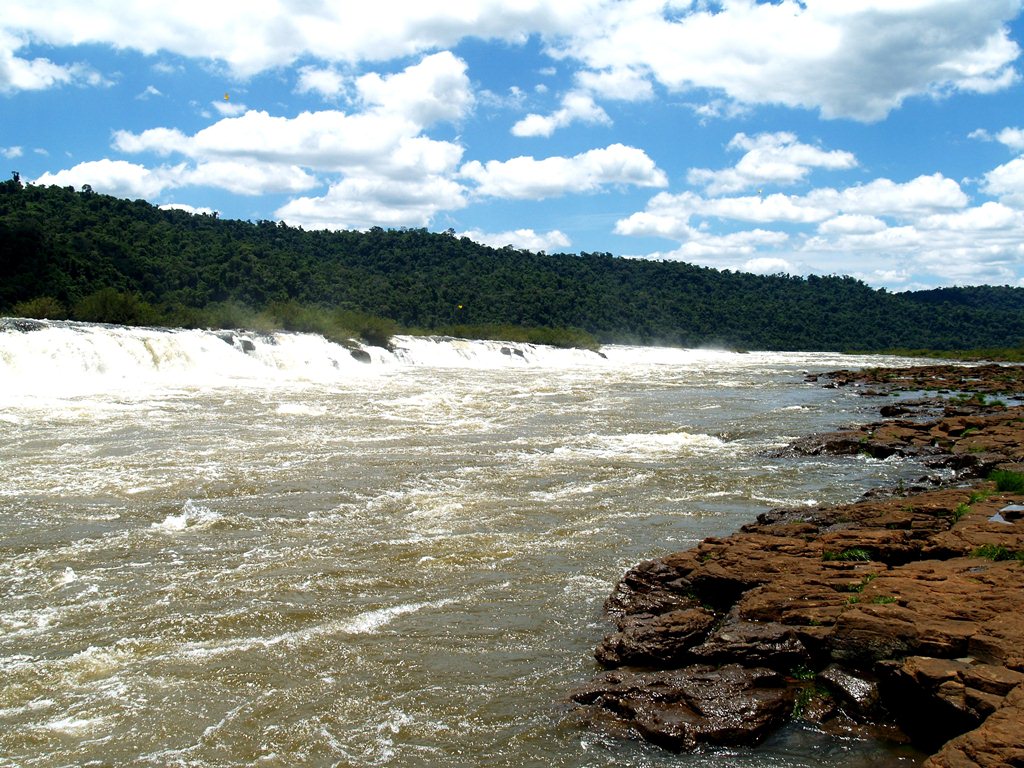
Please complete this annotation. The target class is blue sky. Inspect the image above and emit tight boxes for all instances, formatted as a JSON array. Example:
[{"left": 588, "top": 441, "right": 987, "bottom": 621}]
[{"left": 3, "top": 1, "right": 1024, "bottom": 291}]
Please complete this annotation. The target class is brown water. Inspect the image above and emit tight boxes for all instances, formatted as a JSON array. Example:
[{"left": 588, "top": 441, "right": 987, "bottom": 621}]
[{"left": 0, "top": 325, "right": 927, "bottom": 766}]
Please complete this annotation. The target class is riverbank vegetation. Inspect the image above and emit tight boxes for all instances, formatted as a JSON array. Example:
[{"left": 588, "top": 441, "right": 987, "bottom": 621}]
[{"left": 3, "top": 179, "right": 1024, "bottom": 352}]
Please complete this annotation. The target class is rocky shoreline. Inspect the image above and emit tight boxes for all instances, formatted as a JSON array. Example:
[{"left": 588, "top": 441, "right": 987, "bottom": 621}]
[{"left": 569, "top": 364, "right": 1024, "bottom": 766}]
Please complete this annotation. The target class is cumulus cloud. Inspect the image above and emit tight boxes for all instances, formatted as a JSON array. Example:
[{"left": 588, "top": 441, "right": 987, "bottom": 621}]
[
  {"left": 0, "top": 30, "right": 100, "bottom": 93},
  {"left": 1, "top": 1, "right": 1018, "bottom": 125},
  {"left": 2, "top": 146, "right": 23, "bottom": 159},
  {"left": 556, "top": 0, "right": 1022, "bottom": 121},
  {"left": 276, "top": 174, "right": 468, "bottom": 231},
  {"left": 511, "top": 91, "right": 611, "bottom": 137},
  {"left": 619, "top": 151, "right": 1024, "bottom": 287},
  {"left": 296, "top": 65, "right": 348, "bottom": 98},
  {"left": 991, "top": 127, "right": 1024, "bottom": 151},
  {"left": 212, "top": 99, "right": 247, "bottom": 118},
  {"left": 634, "top": 228, "right": 790, "bottom": 262},
  {"left": 615, "top": 172, "right": 966, "bottom": 241},
  {"left": 574, "top": 66, "right": 653, "bottom": 101},
  {"left": 105, "top": 53, "right": 473, "bottom": 227},
  {"left": 461, "top": 143, "right": 667, "bottom": 199},
  {"left": 743, "top": 257, "right": 796, "bottom": 276},
  {"left": 0, "top": 0, "right": 602, "bottom": 80},
  {"left": 185, "top": 161, "right": 317, "bottom": 195},
  {"left": 34, "top": 159, "right": 185, "bottom": 198},
  {"left": 460, "top": 228, "right": 571, "bottom": 252},
  {"left": 159, "top": 202, "right": 217, "bottom": 216},
  {"left": 356, "top": 51, "right": 473, "bottom": 126},
  {"left": 687, "top": 132, "right": 858, "bottom": 195},
  {"left": 981, "top": 156, "right": 1024, "bottom": 206}
]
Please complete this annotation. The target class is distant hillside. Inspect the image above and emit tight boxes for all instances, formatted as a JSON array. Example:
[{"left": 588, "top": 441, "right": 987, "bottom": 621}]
[
  {"left": 901, "top": 285, "right": 1024, "bottom": 313},
  {"left": 2, "top": 179, "right": 1024, "bottom": 352}
]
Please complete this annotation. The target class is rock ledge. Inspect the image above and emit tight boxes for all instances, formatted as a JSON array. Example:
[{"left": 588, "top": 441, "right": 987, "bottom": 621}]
[{"left": 570, "top": 365, "right": 1024, "bottom": 765}]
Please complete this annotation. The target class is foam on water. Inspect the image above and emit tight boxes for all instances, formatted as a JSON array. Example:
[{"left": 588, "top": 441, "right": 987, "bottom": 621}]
[
  {"left": 151, "top": 500, "right": 223, "bottom": 533},
  {"left": 0, "top": 322, "right": 936, "bottom": 768}
]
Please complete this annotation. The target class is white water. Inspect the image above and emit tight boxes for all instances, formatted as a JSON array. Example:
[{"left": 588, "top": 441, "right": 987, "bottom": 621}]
[{"left": 0, "top": 320, "right": 926, "bottom": 767}]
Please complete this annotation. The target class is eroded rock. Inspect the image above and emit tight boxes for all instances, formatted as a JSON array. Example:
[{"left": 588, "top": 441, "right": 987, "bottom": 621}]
[{"left": 569, "top": 665, "right": 793, "bottom": 751}]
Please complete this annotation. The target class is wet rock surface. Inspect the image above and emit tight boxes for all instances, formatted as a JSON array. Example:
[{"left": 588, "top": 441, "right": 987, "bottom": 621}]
[{"left": 570, "top": 364, "right": 1024, "bottom": 764}]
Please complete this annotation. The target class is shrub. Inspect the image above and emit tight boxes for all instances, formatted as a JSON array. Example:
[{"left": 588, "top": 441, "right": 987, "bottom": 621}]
[
  {"left": 12, "top": 295, "right": 67, "bottom": 319},
  {"left": 73, "top": 287, "right": 159, "bottom": 326},
  {"left": 990, "top": 470, "right": 1024, "bottom": 493}
]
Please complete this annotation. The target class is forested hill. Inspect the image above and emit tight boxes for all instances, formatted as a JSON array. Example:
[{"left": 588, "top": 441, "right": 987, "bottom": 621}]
[{"left": 2, "top": 179, "right": 1023, "bottom": 352}]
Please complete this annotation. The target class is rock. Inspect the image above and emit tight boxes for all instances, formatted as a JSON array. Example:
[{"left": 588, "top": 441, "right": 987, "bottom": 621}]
[
  {"left": 240, "top": 338, "right": 256, "bottom": 353},
  {"left": 817, "top": 664, "right": 881, "bottom": 719},
  {"left": 0, "top": 317, "right": 47, "bottom": 332},
  {"left": 690, "top": 617, "right": 810, "bottom": 670},
  {"left": 595, "top": 607, "right": 715, "bottom": 668},
  {"left": 569, "top": 665, "right": 793, "bottom": 751},
  {"left": 576, "top": 363, "right": 1024, "bottom": 762},
  {"left": 924, "top": 684, "right": 1024, "bottom": 768},
  {"left": 350, "top": 348, "right": 372, "bottom": 363}
]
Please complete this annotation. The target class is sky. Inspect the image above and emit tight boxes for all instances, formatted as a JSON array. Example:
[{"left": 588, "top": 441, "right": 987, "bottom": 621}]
[{"left": 3, "top": 1, "right": 1024, "bottom": 291}]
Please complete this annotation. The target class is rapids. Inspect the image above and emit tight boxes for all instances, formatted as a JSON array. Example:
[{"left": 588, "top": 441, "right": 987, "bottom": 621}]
[{"left": 0, "top": 320, "right": 926, "bottom": 766}]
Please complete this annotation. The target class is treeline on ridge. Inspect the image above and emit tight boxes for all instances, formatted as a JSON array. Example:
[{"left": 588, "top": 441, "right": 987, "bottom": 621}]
[{"left": 2, "top": 178, "right": 1024, "bottom": 352}]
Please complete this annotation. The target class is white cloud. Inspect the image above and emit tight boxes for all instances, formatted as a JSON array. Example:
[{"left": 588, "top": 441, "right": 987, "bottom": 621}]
[
  {"left": 461, "top": 143, "right": 667, "bottom": 199},
  {"left": 687, "top": 132, "right": 858, "bottom": 194},
  {"left": 992, "top": 127, "right": 1024, "bottom": 151},
  {"left": 184, "top": 161, "right": 317, "bottom": 196},
  {"left": 276, "top": 174, "right": 467, "bottom": 231},
  {"left": 296, "top": 66, "right": 348, "bottom": 98},
  {"left": 817, "top": 214, "right": 887, "bottom": 235},
  {"left": 511, "top": 90, "right": 611, "bottom": 137},
  {"left": 574, "top": 66, "right": 653, "bottom": 101},
  {"left": 556, "top": 0, "right": 1022, "bottom": 121},
  {"left": 619, "top": 174, "right": 970, "bottom": 237},
  {"left": 356, "top": 51, "right": 473, "bottom": 126},
  {"left": 822, "top": 174, "right": 969, "bottom": 217},
  {"left": 113, "top": 127, "right": 191, "bottom": 156},
  {"left": 212, "top": 99, "right": 247, "bottom": 117},
  {"left": 1, "top": 1, "right": 1018, "bottom": 124},
  {"left": 107, "top": 52, "right": 473, "bottom": 225},
  {"left": 616, "top": 166, "right": 1020, "bottom": 285},
  {"left": 2, "top": 146, "right": 23, "bottom": 159},
  {"left": 743, "top": 257, "right": 795, "bottom": 276},
  {"left": 0, "top": 33, "right": 81, "bottom": 92},
  {"left": 461, "top": 228, "right": 571, "bottom": 252},
  {"left": 159, "top": 202, "right": 217, "bottom": 216},
  {"left": 982, "top": 156, "right": 1024, "bottom": 206},
  {"left": 638, "top": 228, "right": 790, "bottom": 262},
  {"left": 136, "top": 85, "right": 162, "bottom": 99},
  {"left": 0, "top": 1, "right": 603, "bottom": 79},
  {"left": 34, "top": 159, "right": 184, "bottom": 198}
]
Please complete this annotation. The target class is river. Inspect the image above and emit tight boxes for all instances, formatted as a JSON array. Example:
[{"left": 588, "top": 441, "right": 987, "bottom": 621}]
[{"left": 0, "top": 321, "right": 926, "bottom": 766}]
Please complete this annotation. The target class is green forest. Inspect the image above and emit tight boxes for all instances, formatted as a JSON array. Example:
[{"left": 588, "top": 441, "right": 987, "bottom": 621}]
[{"left": 3, "top": 178, "right": 1024, "bottom": 353}]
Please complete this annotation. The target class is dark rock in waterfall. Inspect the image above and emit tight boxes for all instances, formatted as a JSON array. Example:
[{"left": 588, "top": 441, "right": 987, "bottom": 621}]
[
  {"left": 1, "top": 317, "right": 46, "bottom": 332},
  {"left": 239, "top": 339, "right": 256, "bottom": 353},
  {"left": 350, "top": 348, "right": 372, "bottom": 363}
]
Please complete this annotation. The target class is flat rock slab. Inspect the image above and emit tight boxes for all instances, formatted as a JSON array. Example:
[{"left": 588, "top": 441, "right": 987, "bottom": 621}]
[{"left": 569, "top": 665, "right": 793, "bottom": 751}]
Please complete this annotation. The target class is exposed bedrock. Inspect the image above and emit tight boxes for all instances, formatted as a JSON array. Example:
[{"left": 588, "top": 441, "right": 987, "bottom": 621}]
[{"left": 570, "top": 366, "right": 1024, "bottom": 764}]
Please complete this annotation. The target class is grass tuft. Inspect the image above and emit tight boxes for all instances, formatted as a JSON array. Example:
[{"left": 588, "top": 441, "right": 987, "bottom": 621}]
[{"left": 990, "top": 470, "right": 1024, "bottom": 493}]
